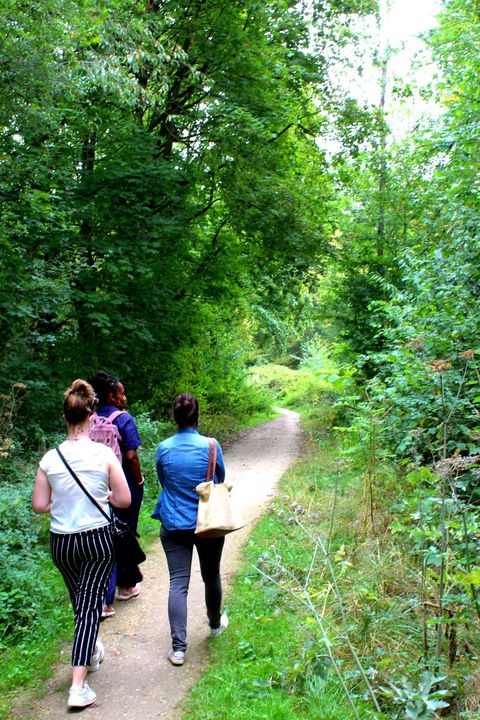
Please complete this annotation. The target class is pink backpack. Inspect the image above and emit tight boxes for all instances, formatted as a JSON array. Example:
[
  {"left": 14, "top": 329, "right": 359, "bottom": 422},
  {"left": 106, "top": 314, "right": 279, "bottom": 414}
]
[{"left": 89, "top": 410, "right": 125, "bottom": 463}]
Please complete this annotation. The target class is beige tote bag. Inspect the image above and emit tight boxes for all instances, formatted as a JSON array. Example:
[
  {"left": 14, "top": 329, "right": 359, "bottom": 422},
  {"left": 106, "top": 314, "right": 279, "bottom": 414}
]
[{"left": 194, "top": 439, "right": 245, "bottom": 538}]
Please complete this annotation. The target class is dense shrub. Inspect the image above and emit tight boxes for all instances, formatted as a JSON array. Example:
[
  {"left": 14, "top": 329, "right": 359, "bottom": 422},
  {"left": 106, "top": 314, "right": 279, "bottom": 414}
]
[
  {"left": 362, "top": 239, "right": 480, "bottom": 465},
  {"left": 0, "top": 480, "right": 51, "bottom": 647}
]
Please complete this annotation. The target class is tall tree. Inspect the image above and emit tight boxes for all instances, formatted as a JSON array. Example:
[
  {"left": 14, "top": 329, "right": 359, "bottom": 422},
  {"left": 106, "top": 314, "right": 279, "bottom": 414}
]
[{"left": 0, "top": 0, "right": 379, "bottom": 427}]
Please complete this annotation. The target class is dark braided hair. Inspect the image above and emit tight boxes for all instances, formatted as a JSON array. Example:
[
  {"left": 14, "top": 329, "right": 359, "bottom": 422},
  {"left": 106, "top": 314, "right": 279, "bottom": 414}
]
[
  {"left": 173, "top": 393, "right": 199, "bottom": 429},
  {"left": 88, "top": 370, "right": 120, "bottom": 406}
]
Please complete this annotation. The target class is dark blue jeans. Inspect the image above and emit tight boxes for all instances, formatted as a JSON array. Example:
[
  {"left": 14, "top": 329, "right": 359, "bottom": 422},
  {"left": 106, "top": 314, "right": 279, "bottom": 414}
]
[{"left": 160, "top": 527, "right": 225, "bottom": 652}]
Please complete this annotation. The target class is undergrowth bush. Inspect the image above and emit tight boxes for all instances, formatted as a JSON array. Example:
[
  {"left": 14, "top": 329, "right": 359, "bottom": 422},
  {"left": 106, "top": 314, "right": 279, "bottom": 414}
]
[
  {"left": 0, "top": 480, "right": 51, "bottom": 646},
  {"left": 185, "top": 379, "right": 480, "bottom": 719},
  {"left": 249, "top": 447, "right": 466, "bottom": 718}
]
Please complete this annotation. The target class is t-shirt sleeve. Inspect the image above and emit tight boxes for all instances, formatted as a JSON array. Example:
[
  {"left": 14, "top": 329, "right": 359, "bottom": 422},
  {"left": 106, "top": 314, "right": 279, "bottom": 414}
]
[
  {"left": 102, "top": 444, "right": 123, "bottom": 468},
  {"left": 116, "top": 413, "right": 142, "bottom": 451},
  {"left": 39, "top": 449, "right": 55, "bottom": 475}
]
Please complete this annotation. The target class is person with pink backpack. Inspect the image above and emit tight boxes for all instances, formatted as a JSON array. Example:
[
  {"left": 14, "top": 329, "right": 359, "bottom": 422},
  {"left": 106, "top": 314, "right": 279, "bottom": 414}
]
[{"left": 89, "top": 371, "right": 145, "bottom": 614}]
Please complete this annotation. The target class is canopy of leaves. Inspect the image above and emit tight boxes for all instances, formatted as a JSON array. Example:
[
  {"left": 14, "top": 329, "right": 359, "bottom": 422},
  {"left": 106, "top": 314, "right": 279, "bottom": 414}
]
[{"left": 1, "top": 0, "right": 377, "bottom": 429}]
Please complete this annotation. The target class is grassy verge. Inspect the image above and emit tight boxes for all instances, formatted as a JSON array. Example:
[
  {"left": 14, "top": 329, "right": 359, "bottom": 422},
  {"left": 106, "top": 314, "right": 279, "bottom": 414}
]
[
  {"left": 180, "top": 405, "right": 440, "bottom": 720},
  {"left": 0, "top": 403, "right": 277, "bottom": 719},
  {"left": 182, "top": 418, "right": 369, "bottom": 719}
]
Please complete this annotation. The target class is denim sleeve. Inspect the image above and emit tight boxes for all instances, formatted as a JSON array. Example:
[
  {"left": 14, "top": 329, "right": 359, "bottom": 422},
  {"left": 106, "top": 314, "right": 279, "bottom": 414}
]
[
  {"left": 156, "top": 445, "right": 165, "bottom": 487},
  {"left": 214, "top": 440, "right": 225, "bottom": 483}
]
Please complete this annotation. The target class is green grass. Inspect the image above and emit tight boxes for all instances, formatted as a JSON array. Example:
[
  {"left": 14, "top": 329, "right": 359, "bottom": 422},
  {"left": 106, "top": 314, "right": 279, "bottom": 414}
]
[
  {"left": 5, "top": 368, "right": 466, "bottom": 717},
  {"left": 180, "top": 395, "right": 454, "bottom": 720},
  {"left": 0, "top": 405, "right": 280, "bottom": 720},
  {"left": 0, "top": 555, "right": 72, "bottom": 718},
  {"left": 182, "top": 424, "right": 382, "bottom": 720}
]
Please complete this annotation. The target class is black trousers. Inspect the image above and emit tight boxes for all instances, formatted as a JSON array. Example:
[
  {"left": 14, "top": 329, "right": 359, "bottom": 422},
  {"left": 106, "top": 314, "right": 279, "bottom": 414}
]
[{"left": 114, "top": 480, "right": 144, "bottom": 587}]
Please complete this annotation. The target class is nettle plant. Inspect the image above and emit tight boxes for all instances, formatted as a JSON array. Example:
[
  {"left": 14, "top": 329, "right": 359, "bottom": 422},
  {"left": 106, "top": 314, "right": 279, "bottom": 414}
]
[
  {"left": 390, "top": 461, "right": 480, "bottom": 667},
  {"left": 370, "top": 348, "right": 480, "bottom": 467}
]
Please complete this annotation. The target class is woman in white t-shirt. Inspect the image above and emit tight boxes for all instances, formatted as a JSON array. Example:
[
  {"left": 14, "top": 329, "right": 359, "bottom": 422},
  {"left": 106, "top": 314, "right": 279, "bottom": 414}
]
[{"left": 32, "top": 379, "right": 131, "bottom": 710}]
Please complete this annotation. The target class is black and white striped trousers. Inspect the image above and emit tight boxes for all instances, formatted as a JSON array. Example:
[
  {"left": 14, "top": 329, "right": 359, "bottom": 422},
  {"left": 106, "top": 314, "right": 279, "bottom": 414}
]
[{"left": 50, "top": 525, "right": 114, "bottom": 666}]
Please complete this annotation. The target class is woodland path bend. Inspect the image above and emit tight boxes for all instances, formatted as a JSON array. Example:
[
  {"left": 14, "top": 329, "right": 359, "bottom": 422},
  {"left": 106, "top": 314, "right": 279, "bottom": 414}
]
[{"left": 26, "top": 408, "right": 302, "bottom": 720}]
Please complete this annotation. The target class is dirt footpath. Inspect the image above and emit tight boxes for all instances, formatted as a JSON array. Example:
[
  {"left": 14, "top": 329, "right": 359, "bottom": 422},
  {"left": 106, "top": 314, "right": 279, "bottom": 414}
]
[{"left": 26, "top": 408, "right": 302, "bottom": 719}]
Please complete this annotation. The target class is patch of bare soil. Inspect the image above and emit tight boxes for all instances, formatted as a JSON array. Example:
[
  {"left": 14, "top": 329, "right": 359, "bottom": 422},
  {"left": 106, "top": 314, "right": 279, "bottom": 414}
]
[{"left": 21, "top": 409, "right": 302, "bottom": 719}]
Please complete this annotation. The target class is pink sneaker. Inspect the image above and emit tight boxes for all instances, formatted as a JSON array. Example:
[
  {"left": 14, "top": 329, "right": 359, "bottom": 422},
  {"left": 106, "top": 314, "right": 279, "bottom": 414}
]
[{"left": 117, "top": 585, "right": 140, "bottom": 601}]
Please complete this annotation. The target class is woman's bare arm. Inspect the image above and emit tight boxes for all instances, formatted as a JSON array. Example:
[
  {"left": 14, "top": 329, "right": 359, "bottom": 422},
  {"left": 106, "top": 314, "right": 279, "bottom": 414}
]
[{"left": 32, "top": 467, "right": 52, "bottom": 513}]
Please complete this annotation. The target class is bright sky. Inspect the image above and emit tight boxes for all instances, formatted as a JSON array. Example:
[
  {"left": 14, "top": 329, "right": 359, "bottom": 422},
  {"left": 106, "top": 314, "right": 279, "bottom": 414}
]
[
  {"left": 384, "top": 0, "right": 442, "bottom": 46},
  {"left": 318, "top": 0, "right": 444, "bottom": 150},
  {"left": 375, "top": 0, "right": 443, "bottom": 136}
]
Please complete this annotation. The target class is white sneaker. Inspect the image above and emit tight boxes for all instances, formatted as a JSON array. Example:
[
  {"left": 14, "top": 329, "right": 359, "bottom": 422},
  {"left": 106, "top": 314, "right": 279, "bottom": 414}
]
[
  {"left": 101, "top": 605, "right": 116, "bottom": 618},
  {"left": 67, "top": 681, "right": 96, "bottom": 708},
  {"left": 88, "top": 637, "right": 104, "bottom": 672},
  {"left": 167, "top": 649, "right": 185, "bottom": 666},
  {"left": 210, "top": 612, "right": 229, "bottom": 637}
]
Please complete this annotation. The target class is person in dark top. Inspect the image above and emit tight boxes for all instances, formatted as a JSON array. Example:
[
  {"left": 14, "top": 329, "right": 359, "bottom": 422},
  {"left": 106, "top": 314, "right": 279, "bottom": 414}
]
[{"left": 89, "top": 371, "right": 145, "bottom": 606}]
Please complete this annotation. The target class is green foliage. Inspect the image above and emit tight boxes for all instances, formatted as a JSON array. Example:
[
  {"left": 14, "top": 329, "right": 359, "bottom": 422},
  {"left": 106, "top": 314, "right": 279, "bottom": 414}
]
[
  {"left": 390, "top": 465, "right": 480, "bottom": 638},
  {"left": 380, "top": 672, "right": 450, "bottom": 719},
  {"left": 1, "top": 0, "right": 362, "bottom": 437},
  {"left": 248, "top": 363, "right": 345, "bottom": 412},
  {"left": 310, "top": 5, "right": 480, "bottom": 701},
  {"left": 358, "top": 237, "right": 480, "bottom": 464},
  {"left": 0, "top": 383, "right": 27, "bottom": 469},
  {"left": 332, "top": 0, "right": 480, "bottom": 467},
  {"left": 0, "top": 481, "right": 53, "bottom": 646}
]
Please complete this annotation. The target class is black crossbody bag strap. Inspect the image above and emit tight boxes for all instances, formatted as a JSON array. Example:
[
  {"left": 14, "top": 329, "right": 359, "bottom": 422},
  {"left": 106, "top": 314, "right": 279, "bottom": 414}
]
[{"left": 56, "top": 446, "right": 112, "bottom": 525}]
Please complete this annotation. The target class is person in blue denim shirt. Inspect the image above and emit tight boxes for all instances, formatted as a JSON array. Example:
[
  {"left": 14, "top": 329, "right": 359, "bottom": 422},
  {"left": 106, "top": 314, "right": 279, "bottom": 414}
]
[{"left": 152, "top": 393, "right": 229, "bottom": 666}]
